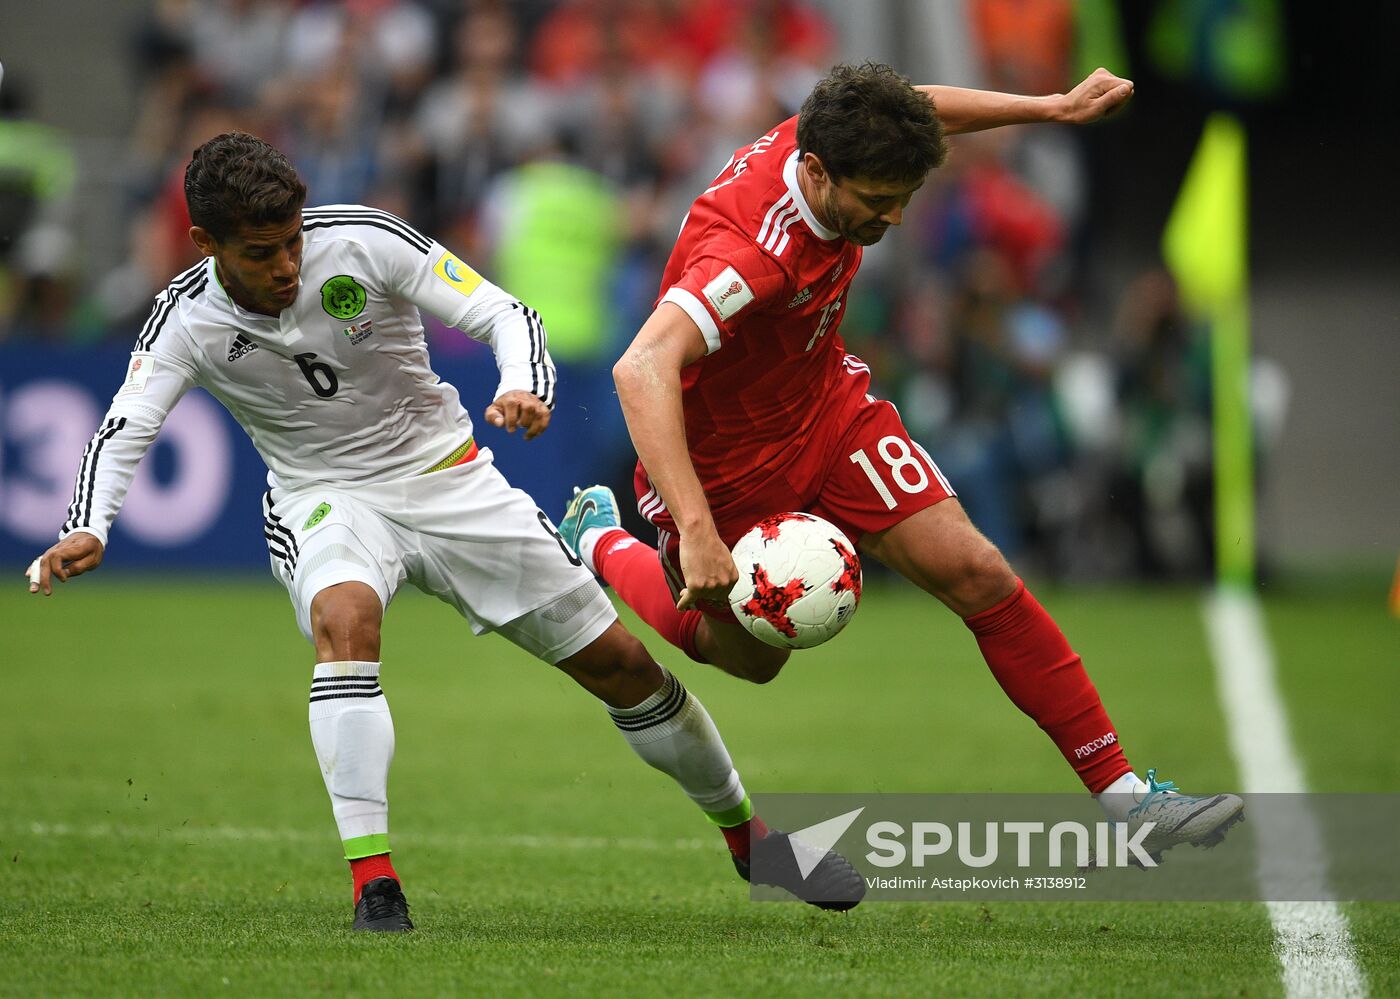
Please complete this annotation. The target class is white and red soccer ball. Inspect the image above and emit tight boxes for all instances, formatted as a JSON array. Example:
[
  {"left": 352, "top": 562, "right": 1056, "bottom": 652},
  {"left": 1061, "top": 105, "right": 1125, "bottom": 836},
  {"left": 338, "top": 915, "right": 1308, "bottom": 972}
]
[{"left": 727, "top": 512, "right": 862, "bottom": 649}]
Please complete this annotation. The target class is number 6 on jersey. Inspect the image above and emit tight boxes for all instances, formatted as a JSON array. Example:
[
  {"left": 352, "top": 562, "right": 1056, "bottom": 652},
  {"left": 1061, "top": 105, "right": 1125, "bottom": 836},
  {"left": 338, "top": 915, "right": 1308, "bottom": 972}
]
[{"left": 294, "top": 352, "right": 339, "bottom": 398}]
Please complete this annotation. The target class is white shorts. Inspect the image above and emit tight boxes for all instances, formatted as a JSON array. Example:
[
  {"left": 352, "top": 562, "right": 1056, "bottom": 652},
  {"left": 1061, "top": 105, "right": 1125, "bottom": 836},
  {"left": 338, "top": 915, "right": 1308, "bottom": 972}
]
[{"left": 262, "top": 447, "right": 616, "bottom": 665}]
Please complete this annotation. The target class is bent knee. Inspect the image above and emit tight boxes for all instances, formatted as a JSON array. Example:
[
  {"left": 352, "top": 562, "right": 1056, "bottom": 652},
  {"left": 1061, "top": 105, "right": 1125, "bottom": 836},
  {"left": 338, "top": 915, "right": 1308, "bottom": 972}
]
[
  {"left": 739, "top": 657, "right": 786, "bottom": 684},
  {"left": 942, "top": 538, "right": 1016, "bottom": 615},
  {"left": 310, "top": 582, "right": 383, "bottom": 660},
  {"left": 559, "top": 624, "right": 664, "bottom": 705},
  {"left": 723, "top": 645, "right": 789, "bottom": 684},
  {"left": 607, "top": 632, "right": 665, "bottom": 684}
]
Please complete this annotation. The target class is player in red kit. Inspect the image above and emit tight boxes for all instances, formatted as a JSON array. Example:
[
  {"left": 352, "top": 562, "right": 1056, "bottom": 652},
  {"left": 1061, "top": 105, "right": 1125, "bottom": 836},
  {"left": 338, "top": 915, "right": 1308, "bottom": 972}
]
[{"left": 562, "top": 63, "right": 1243, "bottom": 859}]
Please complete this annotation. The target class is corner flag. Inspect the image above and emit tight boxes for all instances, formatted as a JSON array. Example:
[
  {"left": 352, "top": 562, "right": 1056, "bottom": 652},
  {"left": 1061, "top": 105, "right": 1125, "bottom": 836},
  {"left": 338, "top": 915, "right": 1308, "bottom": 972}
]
[{"left": 1163, "top": 114, "right": 1253, "bottom": 589}]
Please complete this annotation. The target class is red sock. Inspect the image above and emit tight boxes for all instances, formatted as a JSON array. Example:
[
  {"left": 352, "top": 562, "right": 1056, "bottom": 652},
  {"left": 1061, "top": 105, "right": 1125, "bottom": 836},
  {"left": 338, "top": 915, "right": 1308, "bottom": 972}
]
[
  {"left": 720, "top": 815, "right": 770, "bottom": 862},
  {"left": 592, "top": 529, "right": 706, "bottom": 663},
  {"left": 964, "top": 579, "right": 1132, "bottom": 794},
  {"left": 349, "top": 853, "right": 398, "bottom": 903}
]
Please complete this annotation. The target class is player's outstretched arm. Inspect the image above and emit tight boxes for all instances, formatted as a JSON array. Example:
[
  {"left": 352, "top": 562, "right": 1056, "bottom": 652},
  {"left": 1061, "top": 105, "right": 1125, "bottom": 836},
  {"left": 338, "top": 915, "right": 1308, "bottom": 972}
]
[
  {"left": 613, "top": 303, "right": 737, "bottom": 610},
  {"left": 436, "top": 269, "right": 559, "bottom": 415},
  {"left": 485, "top": 389, "right": 551, "bottom": 440},
  {"left": 25, "top": 346, "right": 191, "bottom": 597},
  {"left": 25, "top": 532, "right": 104, "bottom": 596},
  {"left": 918, "top": 67, "right": 1133, "bottom": 135}
]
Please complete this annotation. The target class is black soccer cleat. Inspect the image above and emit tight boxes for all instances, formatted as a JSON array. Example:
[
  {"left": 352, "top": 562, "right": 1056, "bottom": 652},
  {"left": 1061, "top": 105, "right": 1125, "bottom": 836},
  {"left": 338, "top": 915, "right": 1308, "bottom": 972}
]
[
  {"left": 733, "top": 830, "right": 866, "bottom": 911},
  {"left": 351, "top": 877, "right": 414, "bottom": 932}
]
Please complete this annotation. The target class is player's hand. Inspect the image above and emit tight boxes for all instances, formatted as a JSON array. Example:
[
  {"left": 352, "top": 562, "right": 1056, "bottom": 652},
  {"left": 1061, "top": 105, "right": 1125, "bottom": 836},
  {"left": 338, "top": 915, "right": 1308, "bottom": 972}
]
[
  {"left": 485, "top": 390, "right": 551, "bottom": 440},
  {"left": 677, "top": 528, "right": 739, "bottom": 611},
  {"left": 24, "top": 533, "right": 104, "bottom": 596},
  {"left": 1056, "top": 67, "right": 1133, "bottom": 124}
]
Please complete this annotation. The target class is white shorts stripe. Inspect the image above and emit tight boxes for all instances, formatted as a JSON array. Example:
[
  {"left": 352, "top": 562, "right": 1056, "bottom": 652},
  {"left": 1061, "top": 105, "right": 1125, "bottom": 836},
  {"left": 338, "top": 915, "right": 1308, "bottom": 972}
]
[
  {"left": 656, "top": 529, "right": 685, "bottom": 594},
  {"left": 639, "top": 478, "right": 669, "bottom": 525},
  {"left": 912, "top": 440, "right": 955, "bottom": 496}
]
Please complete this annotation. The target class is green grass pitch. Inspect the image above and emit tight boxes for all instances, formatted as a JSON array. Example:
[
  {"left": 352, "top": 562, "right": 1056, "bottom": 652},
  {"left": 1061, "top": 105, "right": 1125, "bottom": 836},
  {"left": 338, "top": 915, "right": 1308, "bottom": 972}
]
[{"left": 3, "top": 575, "right": 1397, "bottom": 997}]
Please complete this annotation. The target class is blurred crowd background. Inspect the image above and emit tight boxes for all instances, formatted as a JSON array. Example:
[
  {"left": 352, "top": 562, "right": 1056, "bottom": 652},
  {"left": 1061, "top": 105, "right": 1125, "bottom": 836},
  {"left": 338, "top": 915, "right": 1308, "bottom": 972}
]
[{"left": 1, "top": 0, "right": 1396, "bottom": 579}]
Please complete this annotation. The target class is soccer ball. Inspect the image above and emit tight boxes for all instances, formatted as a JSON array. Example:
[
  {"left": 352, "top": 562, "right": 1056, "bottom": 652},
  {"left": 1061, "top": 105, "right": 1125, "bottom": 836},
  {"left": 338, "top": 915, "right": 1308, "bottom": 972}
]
[{"left": 727, "top": 512, "right": 862, "bottom": 649}]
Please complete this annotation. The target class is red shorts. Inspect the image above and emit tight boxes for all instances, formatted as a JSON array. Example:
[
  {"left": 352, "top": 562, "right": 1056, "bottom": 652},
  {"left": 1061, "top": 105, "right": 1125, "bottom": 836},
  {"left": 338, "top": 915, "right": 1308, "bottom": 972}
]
[{"left": 635, "top": 356, "right": 955, "bottom": 619}]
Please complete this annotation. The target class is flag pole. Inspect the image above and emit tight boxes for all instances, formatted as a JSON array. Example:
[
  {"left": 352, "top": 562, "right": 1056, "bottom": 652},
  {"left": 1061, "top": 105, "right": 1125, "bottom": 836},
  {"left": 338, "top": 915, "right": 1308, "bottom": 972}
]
[{"left": 1162, "top": 113, "right": 1253, "bottom": 589}]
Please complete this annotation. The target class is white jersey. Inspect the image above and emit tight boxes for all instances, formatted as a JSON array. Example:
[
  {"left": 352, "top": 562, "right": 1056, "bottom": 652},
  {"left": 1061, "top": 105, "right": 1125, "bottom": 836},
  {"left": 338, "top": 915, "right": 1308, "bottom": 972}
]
[{"left": 61, "top": 205, "right": 556, "bottom": 545}]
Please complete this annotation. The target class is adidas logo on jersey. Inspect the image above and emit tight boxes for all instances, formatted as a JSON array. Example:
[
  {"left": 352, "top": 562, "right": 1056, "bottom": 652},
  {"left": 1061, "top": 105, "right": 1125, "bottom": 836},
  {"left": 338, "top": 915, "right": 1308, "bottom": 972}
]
[
  {"left": 788, "top": 287, "right": 812, "bottom": 309},
  {"left": 227, "top": 335, "right": 259, "bottom": 362}
]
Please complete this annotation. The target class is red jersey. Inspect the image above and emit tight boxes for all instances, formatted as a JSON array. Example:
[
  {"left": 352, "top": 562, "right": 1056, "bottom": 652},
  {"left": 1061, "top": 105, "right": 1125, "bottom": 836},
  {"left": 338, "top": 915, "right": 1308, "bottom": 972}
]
[{"left": 653, "top": 117, "right": 864, "bottom": 510}]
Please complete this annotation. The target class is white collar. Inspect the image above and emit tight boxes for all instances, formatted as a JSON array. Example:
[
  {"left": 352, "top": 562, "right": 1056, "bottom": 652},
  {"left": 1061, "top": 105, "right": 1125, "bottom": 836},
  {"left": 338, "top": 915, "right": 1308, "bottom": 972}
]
[
  {"left": 208, "top": 256, "right": 261, "bottom": 320},
  {"left": 206, "top": 255, "right": 305, "bottom": 341},
  {"left": 783, "top": 150, "right": 840, "bottom": 242}
]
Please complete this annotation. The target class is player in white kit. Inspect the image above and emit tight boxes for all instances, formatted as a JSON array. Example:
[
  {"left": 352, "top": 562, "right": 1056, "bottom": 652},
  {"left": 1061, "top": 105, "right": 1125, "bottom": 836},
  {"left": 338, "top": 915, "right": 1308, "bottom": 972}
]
[{"left": 23, "top": 133, "right": 865, "bottom": 929}]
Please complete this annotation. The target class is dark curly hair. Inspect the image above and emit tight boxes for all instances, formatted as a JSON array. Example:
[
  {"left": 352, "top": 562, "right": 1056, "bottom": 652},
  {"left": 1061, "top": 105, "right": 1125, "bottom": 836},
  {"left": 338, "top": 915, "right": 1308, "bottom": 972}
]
[
  {"left": 184, "top": 132, "right": 306, "bottom": 242},
  {"left": 797, "top": 63, "right": 947, "bottom": 184}
]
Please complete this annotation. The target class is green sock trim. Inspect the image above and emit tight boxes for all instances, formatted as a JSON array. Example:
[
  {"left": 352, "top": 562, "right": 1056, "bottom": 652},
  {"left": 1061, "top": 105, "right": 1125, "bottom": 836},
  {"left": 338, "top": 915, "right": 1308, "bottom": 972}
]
[
  {"left": 342, "top": 833, "right": 391, "bottom": 860},
  {"left": 704, "top": 796, "right": 753, "bottom": 829}
]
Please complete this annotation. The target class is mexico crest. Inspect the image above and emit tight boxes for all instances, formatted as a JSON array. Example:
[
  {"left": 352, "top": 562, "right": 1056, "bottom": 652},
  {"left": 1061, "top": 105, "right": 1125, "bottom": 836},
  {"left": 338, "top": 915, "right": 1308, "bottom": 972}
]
[{"left": 320, "top": 275, "right": 367, "bottom": 320}]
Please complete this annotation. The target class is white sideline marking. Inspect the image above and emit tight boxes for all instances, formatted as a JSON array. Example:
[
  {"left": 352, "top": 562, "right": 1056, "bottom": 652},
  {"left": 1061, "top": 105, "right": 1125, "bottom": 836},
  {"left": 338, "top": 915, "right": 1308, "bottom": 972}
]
[
  {"left": 11, "top": 820, "right": 713, "bottom": 854},
  {"left": 1205, "top": 588, "right": 1367, "bottom": 999}
]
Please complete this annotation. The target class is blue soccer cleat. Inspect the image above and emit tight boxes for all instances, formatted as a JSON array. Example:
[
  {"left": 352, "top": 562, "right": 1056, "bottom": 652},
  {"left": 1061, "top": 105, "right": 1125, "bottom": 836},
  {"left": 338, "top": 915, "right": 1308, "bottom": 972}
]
[{"left": 559, "top": 484, "right": 622, "bottom": 561}]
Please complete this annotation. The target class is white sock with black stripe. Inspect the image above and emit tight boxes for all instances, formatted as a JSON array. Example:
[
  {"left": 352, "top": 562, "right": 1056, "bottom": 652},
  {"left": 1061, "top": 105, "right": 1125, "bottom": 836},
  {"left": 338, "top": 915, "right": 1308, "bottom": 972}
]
[
  {"left": 608, "top": 669, "right": 749, "bottom": 823},
  {"left": 308, "top": 661, "right": 396, "bottom": 858}
]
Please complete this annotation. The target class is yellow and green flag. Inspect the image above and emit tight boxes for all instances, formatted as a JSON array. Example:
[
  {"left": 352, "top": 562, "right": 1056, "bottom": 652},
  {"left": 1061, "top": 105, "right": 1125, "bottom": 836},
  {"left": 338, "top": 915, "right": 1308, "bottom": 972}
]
[{"left": 1162, "top": 113, "right": 1253, "bottom": 588}]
